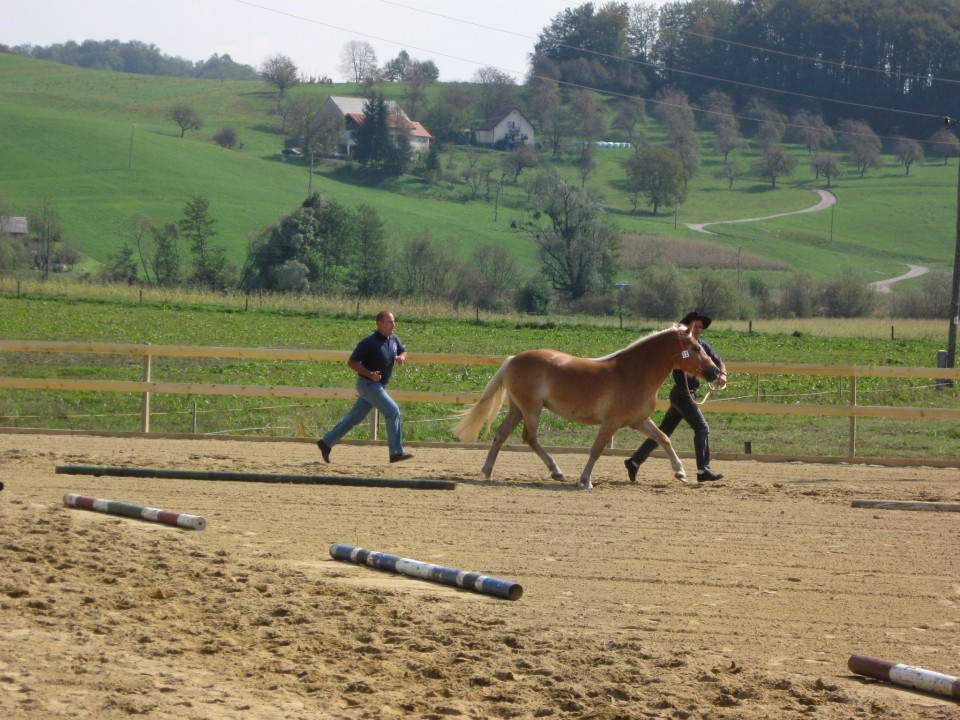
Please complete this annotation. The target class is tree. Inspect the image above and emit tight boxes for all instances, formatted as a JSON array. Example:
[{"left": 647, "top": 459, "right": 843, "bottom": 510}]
[
  {"left": 347, "top": 204, "right": 390, "bottom": 297},
  {"left": 381, "top": 50, "right": 412, "bottom": 81},
  {"left": 746, "top": 96, "right": 787, "bottom": 148},
  {"left": 339, "top": 41, "right": 378, "bottom": 84},
  {"left": 839, "top": 120, "right": 883, "bottom": 177},
  {"left": 623, "top": 146, "right": 687, "bottom": 214},
  {"left": 178, "top": 196, "right": 231, "bottom": 291},
  {"left": 751, "top": 143, "right": 798, "bottom": 189},
  {"left": 100, "top": 244, "right": 138, "bottom": 284},
  {"left": 611, "top": 96, "right": 647, "bottom": 143},
  {"left": 284, "top": 97, "right": 342, "bottom": 161},
  {"left": 259, "top": 54, "right": 300, "bottom": 112},
  {"left": 928, "top": 128, "right": 960, "bottom": 165},
  {"left": 213, "top": 126, "right": 238, "bottom": 148},
  {"left": 169, "top": 104, "right": 202, "bottom": 137},
  {"left": 525, "top": 171, "right": 620, "bottom": 300},
  {"left": 472, "top": 66, "right": 517, "bottom": 120},
  {"left": 500, "top": 145, "right": 539, "bottom": 183},
  {"left": 712, "top": 160, "right": 741, "bottom": 189},
  {"left": 893, "top": 137, "right": 924, "bottom": 175},
  {"left": 569, "top": 89, "right": 607, "bottom": 163},
  {"left": 789, "top": 110, "right": 835, "bottom": 154},
  {"left": 352, "top": 93, "right": 392, "bottom": 169},
  {"left": 819, "top": 267, "right": 876, "bottom": 318},
  {"left": 125, "top": 214, "right": 181, "bottom": 286},
  {"left": 810, "top": 153, "right": 845, "bottom": 186},
  {"left": 398, "top": 235, "right": 457, "bottom": 298},
  {"left": 28, "top": 196, "right": 62, "bottom": 280}
]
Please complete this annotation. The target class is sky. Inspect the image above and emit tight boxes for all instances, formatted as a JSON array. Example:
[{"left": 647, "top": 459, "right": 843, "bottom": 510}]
[{"left": 3, "top": 0, "right": 665, "bottom": 83}]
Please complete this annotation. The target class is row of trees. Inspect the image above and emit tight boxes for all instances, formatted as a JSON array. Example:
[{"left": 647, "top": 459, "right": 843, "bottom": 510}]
[
  {"left": 533, "top": 0, "right": 960, "bottom": 138},
  {"left": 10, "top": 39, "right": 260, "bottom": 80}
]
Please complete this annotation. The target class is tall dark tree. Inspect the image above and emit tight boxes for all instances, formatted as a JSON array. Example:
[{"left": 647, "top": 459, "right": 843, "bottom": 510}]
[
  {"left": 178, "top": 196, "right": 231, "bottom": 291},
  {"left": 352, "top": 93, "right": 392, "bottom": 169}
]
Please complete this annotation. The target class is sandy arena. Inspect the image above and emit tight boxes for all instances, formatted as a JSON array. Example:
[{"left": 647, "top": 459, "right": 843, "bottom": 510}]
[{"left": 1, "top": 432, "right": 958, "bottom": 719}]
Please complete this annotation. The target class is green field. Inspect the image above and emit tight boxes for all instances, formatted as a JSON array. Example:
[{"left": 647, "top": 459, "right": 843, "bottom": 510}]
[{"left": 1, "top": 51, "right": 957, "bottom": 288}]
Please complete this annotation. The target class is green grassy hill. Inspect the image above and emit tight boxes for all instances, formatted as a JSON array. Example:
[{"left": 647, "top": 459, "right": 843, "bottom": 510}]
[{"left": 1, "top": 51, "right": 956, "bottom": 285}]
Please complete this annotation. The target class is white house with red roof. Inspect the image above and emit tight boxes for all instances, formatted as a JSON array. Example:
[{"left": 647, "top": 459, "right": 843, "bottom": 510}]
[{"left": 323, "top": 96, "right": 433, "bottom": 157}]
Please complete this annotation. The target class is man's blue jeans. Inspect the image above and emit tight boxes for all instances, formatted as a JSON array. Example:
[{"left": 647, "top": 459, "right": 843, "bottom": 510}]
[{"left": 322, "top": 377, "right": 405, "bottom": 456}]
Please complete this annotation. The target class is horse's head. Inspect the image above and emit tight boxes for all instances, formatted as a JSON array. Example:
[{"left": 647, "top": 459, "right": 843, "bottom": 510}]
[{"left": 674, "top": 325, "right": 722, "bottom": 384}]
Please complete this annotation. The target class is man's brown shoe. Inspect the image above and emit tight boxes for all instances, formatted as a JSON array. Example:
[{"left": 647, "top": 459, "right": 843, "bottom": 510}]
[{"left": 389, "top": 453, "right": 414, "bottom": 463}]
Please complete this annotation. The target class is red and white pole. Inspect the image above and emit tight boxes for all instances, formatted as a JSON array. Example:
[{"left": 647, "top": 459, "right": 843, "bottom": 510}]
[{"left": 849, "top": 654, "right": 960, "bottom": 700}]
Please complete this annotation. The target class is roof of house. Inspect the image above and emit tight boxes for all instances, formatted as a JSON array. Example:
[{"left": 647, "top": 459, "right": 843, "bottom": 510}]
[
  {"left": 344, "top": 113, "right": 433, "bottom": 139},
  {"left": 0, "top": 216, "right": 28, "bottom": 234},
  {"left": 478, "top": 107, "right": 531, "bottom": 132},
  {"left": 327, "top": 95, "right": 407, "bottom": 119}
]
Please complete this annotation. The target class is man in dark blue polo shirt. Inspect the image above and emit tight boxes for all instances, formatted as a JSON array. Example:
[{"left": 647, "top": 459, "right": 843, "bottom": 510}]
[{"left": 317, "top": 310, "right": 413, "bottom": 464}]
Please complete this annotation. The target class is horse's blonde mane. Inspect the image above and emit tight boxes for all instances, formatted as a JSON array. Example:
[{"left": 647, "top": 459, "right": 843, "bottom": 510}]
[{"left": 591, "top": 324, "right": 682, "bottom": 361}]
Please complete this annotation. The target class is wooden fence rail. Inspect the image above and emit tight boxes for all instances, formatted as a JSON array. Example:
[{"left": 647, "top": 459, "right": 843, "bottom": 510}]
[{"left": 1, "top": 340, "right": 959, "bottom": 463}]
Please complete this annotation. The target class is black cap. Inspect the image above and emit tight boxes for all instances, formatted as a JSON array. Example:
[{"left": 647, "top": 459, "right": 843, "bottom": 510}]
[{"left": 679, "top": 311, "right": 712, "bottom": 329}]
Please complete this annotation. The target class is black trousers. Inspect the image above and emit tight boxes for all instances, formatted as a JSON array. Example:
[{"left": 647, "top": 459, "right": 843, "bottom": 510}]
[{"left": 629, "top": 382, "right": 711, "bottom": 471}]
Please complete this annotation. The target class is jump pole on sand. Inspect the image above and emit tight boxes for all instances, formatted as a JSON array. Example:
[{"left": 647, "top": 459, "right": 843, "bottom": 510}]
[
  {"left": 329, "top": 543, "right": 523, "bottom": 601},
  {"left": 55, "top": 465, "right": 456, "bottom": 490},
  {"left": 63, "top": 493, "right": 206, "bottom": 530},
  {"left": 851, "top": 499, "right": 960, "bottom": 512},
  {"left": 848, "top": 654, "right": 960, "bottom": 700}
]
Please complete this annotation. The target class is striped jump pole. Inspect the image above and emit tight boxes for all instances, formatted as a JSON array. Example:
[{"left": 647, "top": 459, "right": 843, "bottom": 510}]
[
  {"left": 329, "top": 543, "right": 523, "bottom": 601},
  {"left": 63, "top": 493, "right": 206, "bottom": 530},
  {"left": 848, "top": 654, "right": 960, "bottom": 700},
  {"left": 55, "top": 465, "right": 455, "bottom": 490}
]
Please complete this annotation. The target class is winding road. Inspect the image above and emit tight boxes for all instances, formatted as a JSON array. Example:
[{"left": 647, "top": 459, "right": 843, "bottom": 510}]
[{"left": 686, "top": 188, "right": 928, "bottom": 291}]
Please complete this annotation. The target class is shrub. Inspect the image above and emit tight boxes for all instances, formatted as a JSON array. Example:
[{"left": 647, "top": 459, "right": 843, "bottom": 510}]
[{"left": 819, "top": 267, "right": 876, "bottom": 317}]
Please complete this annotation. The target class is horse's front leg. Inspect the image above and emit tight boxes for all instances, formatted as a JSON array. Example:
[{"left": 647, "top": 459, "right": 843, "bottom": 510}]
[
  {"left": 578, "top": 426, "right": 618, "bottom": 490},
  {"left": 639, "top": 417, "right": 689, "bottom": 483}
]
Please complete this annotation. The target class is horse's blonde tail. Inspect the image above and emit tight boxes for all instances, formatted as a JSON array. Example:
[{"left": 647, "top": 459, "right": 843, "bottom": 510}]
[{"left": 453, "top": 358, "right": 512, "bottom": 442}]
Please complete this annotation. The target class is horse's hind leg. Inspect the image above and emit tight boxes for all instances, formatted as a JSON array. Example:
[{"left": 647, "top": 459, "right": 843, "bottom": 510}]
[
  {"left": 520, "top": 412, "right": 564, "bottom": 481},
  {"left": 481, "top": 404, "right": 522, "bottom": 480}
]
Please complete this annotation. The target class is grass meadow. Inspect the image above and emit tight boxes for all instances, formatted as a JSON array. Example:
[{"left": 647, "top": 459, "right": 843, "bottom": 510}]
[
  {"left": 1, "top": 287, "right": 957, "bottom": 463},
  {"left": 0, "top": 51, "right": 957, "bottom": 289}
]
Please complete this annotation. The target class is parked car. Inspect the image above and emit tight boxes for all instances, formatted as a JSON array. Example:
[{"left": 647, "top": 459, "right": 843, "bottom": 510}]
[{"left": 281, "top": 147, "right": 302, "bottom": 158}]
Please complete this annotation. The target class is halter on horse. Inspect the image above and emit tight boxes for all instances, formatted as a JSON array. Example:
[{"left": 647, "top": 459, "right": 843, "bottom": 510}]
[{"left": 453, "top": 324, "right": 722, "bottom": 489}]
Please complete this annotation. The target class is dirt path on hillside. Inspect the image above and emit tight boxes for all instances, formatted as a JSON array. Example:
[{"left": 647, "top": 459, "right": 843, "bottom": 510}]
[
  {"left": 685, "top": 187, "right": 837, "bottom": 234},
  {"left": 2, "top": 433, "right": 958, "bottom": 719},
  {"left": 687, "top": 188, "right": 929, "bottom": 291}
]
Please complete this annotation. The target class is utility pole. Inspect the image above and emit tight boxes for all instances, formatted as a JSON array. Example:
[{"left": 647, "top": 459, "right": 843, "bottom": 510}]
[{"left": 944, "top": 118, "right": 960, "bottom": 367}]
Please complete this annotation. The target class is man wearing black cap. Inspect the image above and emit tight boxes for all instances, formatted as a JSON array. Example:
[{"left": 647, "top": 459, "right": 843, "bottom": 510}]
[{"left": 624, "top": 310, "right": 728, "bottom": 483}]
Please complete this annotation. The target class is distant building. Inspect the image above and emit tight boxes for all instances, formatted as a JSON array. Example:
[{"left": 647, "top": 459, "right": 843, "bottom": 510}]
[
  {"left": 322, "top": 96, "right": 433, "bottom": 157},
  {"left": 0, "top": 216, "right": 28, "bottom": 235},
  {"left": 476, "top": 107, "right": 535, "bottom": 147}
]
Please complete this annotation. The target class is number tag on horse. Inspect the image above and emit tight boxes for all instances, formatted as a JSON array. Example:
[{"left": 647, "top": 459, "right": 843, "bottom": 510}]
[{"left": 681, "top": 350, "right": 690, "bottom": 359}]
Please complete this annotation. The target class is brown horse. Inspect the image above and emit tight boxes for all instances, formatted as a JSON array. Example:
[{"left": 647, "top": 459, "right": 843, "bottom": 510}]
[{"left": 453, "top": 324, "right": 722, "bottom": 489}]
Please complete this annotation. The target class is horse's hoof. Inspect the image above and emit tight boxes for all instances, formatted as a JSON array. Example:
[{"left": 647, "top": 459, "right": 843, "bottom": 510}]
[
  {"left": 675, "top": 471, "right": 689, "bottom": 484},
  {"left": 579, "top": 480, "right": 593, "bottom": 490},
  {"left": 551, "top": 472, "right": 565, "bottom": 481}
]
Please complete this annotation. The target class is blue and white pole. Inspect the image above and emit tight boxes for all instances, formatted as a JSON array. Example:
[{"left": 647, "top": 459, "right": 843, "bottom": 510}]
[{"left": 329, "top": 543, "right": 523, "bottom": 600}]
